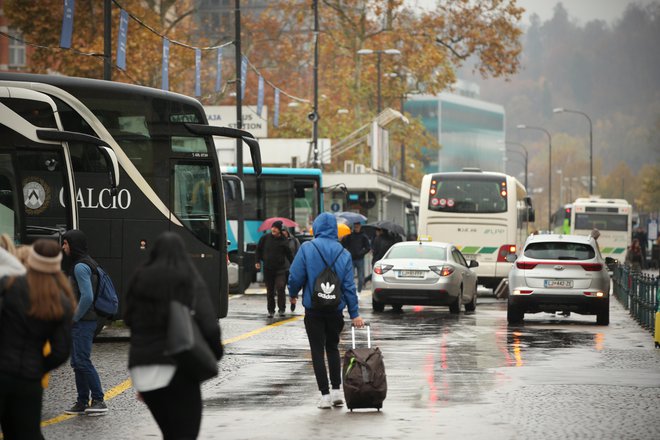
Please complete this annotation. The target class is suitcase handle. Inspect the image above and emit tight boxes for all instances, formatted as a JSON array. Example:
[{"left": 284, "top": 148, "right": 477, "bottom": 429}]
[{"left": 351, "top": 322, "right": 371, "bottom": 349}]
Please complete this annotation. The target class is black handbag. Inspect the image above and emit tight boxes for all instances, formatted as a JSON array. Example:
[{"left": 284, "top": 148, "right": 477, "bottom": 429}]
[{"left": 164, "top": 299, "right": 218, "bottom": 382}]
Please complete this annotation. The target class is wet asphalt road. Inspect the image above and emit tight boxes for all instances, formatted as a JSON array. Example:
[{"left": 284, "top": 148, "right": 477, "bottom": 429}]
[{"left": 37, "top": 287, "right": 660, "bottom": 440}]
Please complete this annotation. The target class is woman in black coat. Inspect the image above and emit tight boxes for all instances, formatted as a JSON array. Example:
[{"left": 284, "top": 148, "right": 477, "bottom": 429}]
[
  {"left": 124, "top": 232, "right": 223, "bottom": 440},
  {"left": 0, "top": 239, "right": 75, "bottom": 440}
]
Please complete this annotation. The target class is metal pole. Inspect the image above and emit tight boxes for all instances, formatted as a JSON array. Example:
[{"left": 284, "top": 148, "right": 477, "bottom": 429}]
[
  {"left": 376, "top": 51, "right": 382, "bottom": 114},
  {"left": 103, "top": 0, "right": 112, "bottom": 80},
  {"left": 588, "top": 117, "right": 593, "bottom": 194},
  {"left": 312, "top": 0, "right": 320, "bottom": 168},
  {"left": 235, "top": 0, "right": 245, "bottom": 294}
]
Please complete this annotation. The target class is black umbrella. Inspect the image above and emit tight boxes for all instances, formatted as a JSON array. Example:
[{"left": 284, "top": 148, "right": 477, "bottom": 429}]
[{"left": 372, "top": 220, "right": 405, "bottom": 239}]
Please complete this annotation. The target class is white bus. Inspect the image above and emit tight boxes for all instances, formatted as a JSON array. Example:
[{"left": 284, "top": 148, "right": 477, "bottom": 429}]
[
  {"left": 571, "top": 197, "right": 632, "bottom": 262},
  {"left": 418, "top": 169, "right": 534, "bottom": 289}
]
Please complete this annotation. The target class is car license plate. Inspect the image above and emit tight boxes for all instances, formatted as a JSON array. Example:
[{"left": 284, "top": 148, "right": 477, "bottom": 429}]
[
  {"left": 544, "top": 279, "right": 573, "bottom": 288},
  {"left": 399, "top": 270, "right": 424, "bottom": 278}
]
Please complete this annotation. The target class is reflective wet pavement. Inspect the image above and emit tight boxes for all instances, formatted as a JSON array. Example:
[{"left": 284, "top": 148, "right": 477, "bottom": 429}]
[{"left": 39, "top": 289, "right": 660, "bottom": 439}]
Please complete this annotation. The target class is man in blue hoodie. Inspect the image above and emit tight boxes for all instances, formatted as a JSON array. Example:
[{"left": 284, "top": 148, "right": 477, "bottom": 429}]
[{"left": 288, "top": 213, "right": 364, "bottom": 409}]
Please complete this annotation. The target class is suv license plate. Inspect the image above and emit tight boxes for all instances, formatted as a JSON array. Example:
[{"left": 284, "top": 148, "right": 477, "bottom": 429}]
[
  {"left": 399, "top": 270, "right": 424, "bottom": 278},
  {"left": 544, "top": 279, "right": 573, "bottom": 288}
]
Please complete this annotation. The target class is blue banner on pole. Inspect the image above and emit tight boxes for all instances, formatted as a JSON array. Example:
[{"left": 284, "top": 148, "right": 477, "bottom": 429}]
[
  {"left": 273, "top": 88, "right": 280, "bottom": 128},
  {"left": 240, "top": 56, "right": 248, "bottom": 100},
  {"left": 257, "top": 75, "right": 264, "bottom": 117},
  {"left": 116, "top": 9, "right": 129, "bottom": 71},
  {"left": 60, "top": 0, "right": 75, "bottom": 49},
  {"left": 215, "top": 48, "right": 223, "bottom": 93},
  {"left": 195, "top": 49, "right": 202, "bottom": 97},
  {"left": 161, "top": 39, "right": 170, "bottom": 91}
]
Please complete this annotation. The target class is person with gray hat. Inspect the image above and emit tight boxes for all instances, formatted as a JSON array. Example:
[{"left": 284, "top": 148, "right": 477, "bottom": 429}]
[{"left": 255, "top": 220, "right": 293, "bottom": 318}]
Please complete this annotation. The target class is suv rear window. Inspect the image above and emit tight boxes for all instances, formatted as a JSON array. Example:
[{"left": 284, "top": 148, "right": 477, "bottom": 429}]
[{"left": 524, "top": 242, "right": 596, "bottom": 260}]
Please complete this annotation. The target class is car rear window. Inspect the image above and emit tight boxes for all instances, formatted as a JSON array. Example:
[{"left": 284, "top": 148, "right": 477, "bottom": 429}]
[
  {"left": 386, "top": 246, "right": 446, "bottom": 260},
  {"left": 524, "top": 242, "right": 596, "bottom": 260}
]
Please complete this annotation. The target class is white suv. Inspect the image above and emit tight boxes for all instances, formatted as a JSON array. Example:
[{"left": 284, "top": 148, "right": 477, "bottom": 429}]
[{"left": 507, "top": 234, "right": 611, "bottom": 325}]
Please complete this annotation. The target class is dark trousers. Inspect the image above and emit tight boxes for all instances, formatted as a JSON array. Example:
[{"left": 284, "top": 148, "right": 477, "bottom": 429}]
[
  {"left": 264, "top": 271, "right": 286, "bottom": 313},
  {"left": 141, "top": 369, "right": 202, "bottom": 440},
  {"left": 0, "top": 373, "right": 43, "bottom": 440},
  {"left": 304, "top": 313, "right": 345, "bottom": 395},
  {"left": 71, "top": 320, "right": 104, "bottom": 403}
]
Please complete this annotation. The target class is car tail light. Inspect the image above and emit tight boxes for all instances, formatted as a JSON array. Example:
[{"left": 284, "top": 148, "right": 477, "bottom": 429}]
[
  {"left": 581, "top": 263, "right": 603, "bottom": 271},
  {"left": 497, "top": 244, "right": 516, "bottom": 262},
  {"left": 429, "top": 265, "right": 454, "bottom": 276},
  {"left": 373, "top": 264, "right": 393, "bottom": 275},
  {"left": 583, "top": 291, "right": 606, "bottom": 297},
  {"left": 512, "top": 289, "right": 533, "bottom": 295},
  {"left": 516, "top": 261, "right": 538, "bottom": 270}
]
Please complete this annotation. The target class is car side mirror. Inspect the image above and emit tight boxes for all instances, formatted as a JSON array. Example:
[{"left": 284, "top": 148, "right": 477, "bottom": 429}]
[
  {"left": 604, "top": 256, "right": 616, "bottom": 265},
  {"left": 469, "top": 260, "right": 479, "bottom": 268},
  {"left": 506, "top": 253, "right": 518, "bottom": 263}
]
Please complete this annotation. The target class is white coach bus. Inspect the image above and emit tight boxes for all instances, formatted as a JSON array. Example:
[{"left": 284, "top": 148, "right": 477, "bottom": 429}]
[
  {"left": 571, "top": 197, "right": 632, "bottom": 262},
  {"left": 418, "top": 169, "right": 534, "bottom": 289}
]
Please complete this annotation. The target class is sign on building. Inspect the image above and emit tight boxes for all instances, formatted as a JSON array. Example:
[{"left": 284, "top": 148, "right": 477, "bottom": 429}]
[{"left": 204, "top": 105, "right": 268, "bottom": 138}]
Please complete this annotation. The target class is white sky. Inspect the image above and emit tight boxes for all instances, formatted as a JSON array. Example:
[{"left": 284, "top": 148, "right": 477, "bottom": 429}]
[{"left": 408, "top": 0, "right": 657, "bottom": 24}]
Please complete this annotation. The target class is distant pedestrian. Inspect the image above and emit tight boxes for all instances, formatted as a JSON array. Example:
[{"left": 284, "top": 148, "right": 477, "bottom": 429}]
[
  {"left": 633, "top": 227, "right": 648, "bottom": 269},
  {"left": 124, "top": 232, "right": 223, "bottom": 440},
  {"left": 0, "top": 239, "right": 75, "bottom": 439},
  {"left": 256, "top": 220, "right": 293, "bottom": 318},
  {"left": 288, "top": 212, "right": 364, "bottom": 409},
  {"left": 61, "top": 229, "right": 109, "bottom": 416},
  {"left": 626, "top": 238, "right": 643, "bottom": 271},
  {"left": 341, "top": 222, "right": 371, "bottom": 293},
  {"left": 282, "top": 229, "right": 301, "bottom": 312}
]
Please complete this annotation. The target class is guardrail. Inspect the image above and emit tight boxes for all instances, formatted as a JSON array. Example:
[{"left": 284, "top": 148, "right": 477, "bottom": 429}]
[{"left": 612, "top": 264, "right": 659, "bottom": 334}]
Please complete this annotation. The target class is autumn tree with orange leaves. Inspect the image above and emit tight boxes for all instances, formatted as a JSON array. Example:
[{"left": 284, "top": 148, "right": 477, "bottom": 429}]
[{"left": 3, "top": 0, "right": 523, "bottom": 187}]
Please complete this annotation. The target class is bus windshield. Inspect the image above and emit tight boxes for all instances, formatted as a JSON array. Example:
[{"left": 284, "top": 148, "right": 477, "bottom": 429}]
[
  {"left": 574, "top": 213, "right": 628, "bottom": 232},
  {"left": 428, "top": 175, "right": 507, "bottom": 214}
]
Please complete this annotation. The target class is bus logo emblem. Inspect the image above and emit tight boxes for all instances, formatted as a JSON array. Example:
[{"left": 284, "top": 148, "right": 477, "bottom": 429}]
[{"left": 23, "top": 177, "right": 51, "bottom": 215}]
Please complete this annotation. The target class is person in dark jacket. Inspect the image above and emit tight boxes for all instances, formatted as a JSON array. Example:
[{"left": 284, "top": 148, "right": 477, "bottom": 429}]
[
  {"left": 0, "top": 239, "right": 75, "bottom": 439},
  {"left": 255, "top": 220, "right": 293, "bottom": 318},
  {"left": 62, "top": 229, "right": 108, "bottom": 416},
  {"left": 341, "top": 222, "right": 371, "bottom": 293},
  {"left": 288, "top": 212, "right": 364, "bottom": 409},
  {"left": 124, "top": 231, "right": 223, "bottom": 440}
]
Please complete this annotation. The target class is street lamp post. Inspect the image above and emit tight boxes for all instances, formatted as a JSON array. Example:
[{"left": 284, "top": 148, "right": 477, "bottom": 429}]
[
  {"left": 499, "top": 140, "right": 529, "bottom": 191},
  {"left": 553, "top": 107, "right": 593, "bottom": 194},
  {"left": 357, "top": 48, "right": 401, "bottom": 113},
  {"left": 517, "top": 125, "right": 552, "bottom": 230}
]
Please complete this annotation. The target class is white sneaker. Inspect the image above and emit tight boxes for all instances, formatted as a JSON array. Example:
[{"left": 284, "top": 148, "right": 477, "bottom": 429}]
[
  {"left": 317, "top": 394, "right": 332, "bottom": 409},
  {"left": 330, "top": 389, "right": 344, "bottom": 407}
]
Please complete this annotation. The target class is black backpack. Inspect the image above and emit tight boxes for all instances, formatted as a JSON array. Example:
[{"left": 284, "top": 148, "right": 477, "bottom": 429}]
[{"left": 310, "top": 242, "right": 343, "bottom": 311}]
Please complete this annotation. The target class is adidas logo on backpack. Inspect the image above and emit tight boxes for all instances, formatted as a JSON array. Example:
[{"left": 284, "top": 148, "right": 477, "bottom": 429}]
[{"left": 311, "top": 242, "right": 343, "bottom": 311}]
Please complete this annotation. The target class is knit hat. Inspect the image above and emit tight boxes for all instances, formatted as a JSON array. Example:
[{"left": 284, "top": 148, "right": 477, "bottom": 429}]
[
  {"left": 27, "top": 246, "right": 62, "bottom": 274},
  {"left": 271, "top": 220, "right": 283, "bottom": 232}
]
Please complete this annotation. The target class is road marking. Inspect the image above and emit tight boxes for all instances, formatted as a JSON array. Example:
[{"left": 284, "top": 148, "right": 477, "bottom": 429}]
[{"left": 39, "top": 314, "right": 303, "bottom": 429}]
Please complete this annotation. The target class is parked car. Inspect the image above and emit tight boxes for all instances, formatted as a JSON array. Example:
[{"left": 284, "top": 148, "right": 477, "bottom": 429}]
[
  {"left": 371, "top": 240, "right": 479, "bottom": 313},
  {"left": 507, "top": 234, "right": 612, "bottom": 325}
]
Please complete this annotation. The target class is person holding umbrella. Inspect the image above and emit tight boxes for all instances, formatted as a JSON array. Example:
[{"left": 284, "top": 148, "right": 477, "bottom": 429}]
[
  {"left": 341, "top": 222, "right": 371, "bottom": 294},
  {"left": 256, "top": 221, "right": 293, "bottom": 318}
]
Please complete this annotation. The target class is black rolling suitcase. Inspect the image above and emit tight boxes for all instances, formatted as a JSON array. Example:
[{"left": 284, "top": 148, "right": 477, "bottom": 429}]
[{"left": 342, "top": 323, "right": 387, "bottom": 411}]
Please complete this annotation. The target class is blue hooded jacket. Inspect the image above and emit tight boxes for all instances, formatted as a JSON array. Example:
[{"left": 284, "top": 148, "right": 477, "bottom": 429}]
[{"left": 288, "top": 213, "right": 359, "bottom": 319}]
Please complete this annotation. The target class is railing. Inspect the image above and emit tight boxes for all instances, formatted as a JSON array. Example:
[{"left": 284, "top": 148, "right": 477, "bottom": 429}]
[{"left": 612, "top": 264, "right": 659, "bottom": 334}]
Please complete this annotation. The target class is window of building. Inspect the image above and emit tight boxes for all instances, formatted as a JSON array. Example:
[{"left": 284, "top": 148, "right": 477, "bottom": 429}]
[{"left": 8, "top": 32, "right": 26, "bottom": 67}]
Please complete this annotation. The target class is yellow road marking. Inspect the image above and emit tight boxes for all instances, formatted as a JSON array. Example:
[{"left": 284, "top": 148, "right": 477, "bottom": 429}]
[{"left": 38, "top": 315, "right": 303, "bottom": 429}]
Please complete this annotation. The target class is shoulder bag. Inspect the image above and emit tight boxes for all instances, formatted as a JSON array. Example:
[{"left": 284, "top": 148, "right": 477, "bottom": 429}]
[{"left": 164, "top": 299, "right": 218, "bottom": 382}]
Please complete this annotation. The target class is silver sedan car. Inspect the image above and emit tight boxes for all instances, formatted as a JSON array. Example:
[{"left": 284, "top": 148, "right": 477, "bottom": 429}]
[
  {"left": 371, "top": 240, "right": 479, "bottom": 313},
  {"left": 507, "top": 234, "right": 611, "bottom": 325}
]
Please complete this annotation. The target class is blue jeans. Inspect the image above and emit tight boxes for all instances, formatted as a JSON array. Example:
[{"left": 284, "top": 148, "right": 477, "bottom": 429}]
[
  {"left": 353, "top": 258, "right": 364, "bottom": 293},
  {"left": 71, "top": 321, "right": 104, "bottom": 403}
]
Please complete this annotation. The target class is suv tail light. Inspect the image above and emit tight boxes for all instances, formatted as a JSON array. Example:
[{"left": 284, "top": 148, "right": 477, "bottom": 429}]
[
  {"left": 581, "top": 263, "right": 603, "bottom": 271},
  {"left": 429, "top": 265, "right": 454, "bottom": 276},
  {"left": 516, "top": 261, "right": 538, "bottom": 270},
  {"left": 374, "top": 264, "right": 393, "bottom": 275},
  {"left": 497, "top": 244, "right": 517, "bottom": 262}
]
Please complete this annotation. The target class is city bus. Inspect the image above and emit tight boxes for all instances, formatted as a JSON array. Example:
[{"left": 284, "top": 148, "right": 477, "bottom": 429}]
[
  {"left": 571, "top": 197, "right": 632, "bottom": 262},
  {"left": 222, "top": 166, "right": 322, "bottom": 284},
  {"left": 0, "top": 86, "right": 119, "bottom": 243},
  {"left": 0, "top": 73, "right": 261, "bottom": 318},
  {"left": 551, "top": 203, "right": 572, "bottom": 234},
  {"left": 418, "top": 169, "right": 534, "bottom": 289}
]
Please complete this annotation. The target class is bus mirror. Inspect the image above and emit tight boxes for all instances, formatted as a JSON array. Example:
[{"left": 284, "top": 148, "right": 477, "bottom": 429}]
[
  {"left": 506, "top": 253, "right": 517, "bottom": 263},
  {"left": 36, "top": 129, "right": 120, "bottom": 192},
  {"left": 98, "top": 146, "right": 120, "bottom": 195},
  {"left": 222, "top": 175, "right": 244, "bottom": 202},
  {"left": 528, "top": 207, "right": 536, "bottom": 223},
  {"left": 524, "top": 196, "right": 533, "bottom": 208},
  {"left": 183, "top": 123, "right": 263, "bottom": 176}
]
